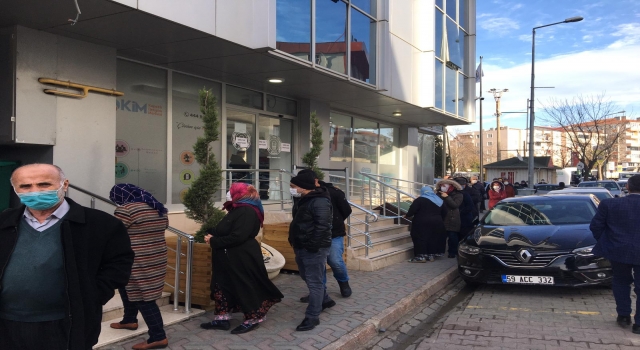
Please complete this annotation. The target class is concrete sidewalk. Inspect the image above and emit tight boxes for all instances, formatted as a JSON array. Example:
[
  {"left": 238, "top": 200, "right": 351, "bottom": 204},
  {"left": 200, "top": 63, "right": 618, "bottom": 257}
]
[{"left": 99, "top": 257, "right": 458, "bottom": 350}]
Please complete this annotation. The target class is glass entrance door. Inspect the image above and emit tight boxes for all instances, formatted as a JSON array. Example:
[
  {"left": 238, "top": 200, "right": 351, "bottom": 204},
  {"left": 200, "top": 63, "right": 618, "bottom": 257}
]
[
  {"left": 258, "top": 115, "right": 293, "bottom": 200},
  {"left": 226, "top": 110, "right": 256, "bottom": 185}
]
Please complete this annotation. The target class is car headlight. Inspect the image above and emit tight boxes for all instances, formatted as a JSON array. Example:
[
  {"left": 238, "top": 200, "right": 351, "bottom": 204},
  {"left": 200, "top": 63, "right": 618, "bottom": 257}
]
[
  {"left": 459, "top": 242, "right": 481, "bottom": 255},
  {"left": 572, "top": 245, "right": 595, "bottom": 256}
]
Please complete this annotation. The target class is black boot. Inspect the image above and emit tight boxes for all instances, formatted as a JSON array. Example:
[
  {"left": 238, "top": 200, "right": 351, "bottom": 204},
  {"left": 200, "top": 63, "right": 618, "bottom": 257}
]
[
  {"left": 338, "top": 281, "right": 352, "bottom": 297},
  {"left": 617, "top": 315, "right": 631, "bottom": 327},
  {"left": 296, "top": 318, "right": 320, "bottom": 331}
]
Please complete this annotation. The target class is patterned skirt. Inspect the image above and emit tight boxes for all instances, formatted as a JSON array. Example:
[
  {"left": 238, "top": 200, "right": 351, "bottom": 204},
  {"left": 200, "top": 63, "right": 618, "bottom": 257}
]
[{"left": 210, "top": 284, "right": 281, "bottom": 325}]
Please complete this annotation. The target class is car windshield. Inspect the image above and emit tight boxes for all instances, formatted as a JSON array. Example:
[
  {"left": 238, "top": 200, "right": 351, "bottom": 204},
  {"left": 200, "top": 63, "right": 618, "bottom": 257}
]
[
  {"left": 578, "top": 182, "right": 618, "bottom": 190},
  {"left": 483, "top": 199, "right": 597, "bottom": 226}
]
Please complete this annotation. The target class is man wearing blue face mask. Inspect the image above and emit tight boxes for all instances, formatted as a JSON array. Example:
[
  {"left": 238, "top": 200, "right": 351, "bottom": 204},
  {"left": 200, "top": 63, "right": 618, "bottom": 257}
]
[{"left": 0, "top": 164, "right": 134, "bottom": 350}]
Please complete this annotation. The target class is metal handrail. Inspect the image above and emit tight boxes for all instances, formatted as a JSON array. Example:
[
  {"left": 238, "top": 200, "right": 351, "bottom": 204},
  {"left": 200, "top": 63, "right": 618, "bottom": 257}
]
[
  {"left": 66, "top": 184, "right": 194, "bottom": 314},
  {"left": 222, "top": 168, "right": 294, "bottom": 211}
]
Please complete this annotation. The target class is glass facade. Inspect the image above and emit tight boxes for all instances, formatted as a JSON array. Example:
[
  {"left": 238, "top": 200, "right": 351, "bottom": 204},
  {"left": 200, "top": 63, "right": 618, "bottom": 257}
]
[
  {"left": 171, "top": 72, "right": 222, "bottom": 204},
  {"left": 328, "top": 112, "right": 400, "bottom": 198},
  {"left": 115, "top": 60, "right": 168, "bottom": 202},
  {"left": 276, "top": 0, "right": 377, "bottom": 85},
  {"left": 417, "top": 133, "right": 436, "bottom": 185},
  {"left": 435, "top": 0, "right": 468, "bottom": 118}
]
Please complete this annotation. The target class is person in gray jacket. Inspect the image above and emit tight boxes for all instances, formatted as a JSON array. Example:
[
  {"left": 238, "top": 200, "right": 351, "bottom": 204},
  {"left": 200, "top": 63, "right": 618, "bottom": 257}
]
[
  {"left": 288, "top": 171, "right": 334, "bottom": 332},
  {"left": 435, "top": 179, "right": 464, "bottom": 258}
]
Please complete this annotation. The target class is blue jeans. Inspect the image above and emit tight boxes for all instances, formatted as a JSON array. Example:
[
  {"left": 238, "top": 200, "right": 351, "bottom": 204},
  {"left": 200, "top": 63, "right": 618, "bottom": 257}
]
[
  {"left": 295, "top": 247, "right": 332, "bottom": 319},
  {"left": 447, "top": 231, "right": 459, "bottom": 256},
  {"left": 610, "top": 261, "right": 640, "bottom": 324},
  {"left": 324, "top": 236, "right": 349, "bottom": 283}
]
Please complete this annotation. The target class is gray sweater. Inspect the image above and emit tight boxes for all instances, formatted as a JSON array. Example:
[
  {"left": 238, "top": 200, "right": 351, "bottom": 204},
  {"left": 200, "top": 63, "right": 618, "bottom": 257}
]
[{"left": 0, "top": 219, "right": 66, "bottom": 321}]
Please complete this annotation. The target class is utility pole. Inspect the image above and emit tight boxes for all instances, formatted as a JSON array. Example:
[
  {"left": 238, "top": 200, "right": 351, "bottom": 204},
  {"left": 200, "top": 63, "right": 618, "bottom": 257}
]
[{"left": 488, "top": 88, "right": 509, "bottom": 161}]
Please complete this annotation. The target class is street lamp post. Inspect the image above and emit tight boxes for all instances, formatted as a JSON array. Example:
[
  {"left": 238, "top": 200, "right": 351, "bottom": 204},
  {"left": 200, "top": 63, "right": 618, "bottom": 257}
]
[{"left": 528, "top": 16, "right": 583, "bottom": 187}]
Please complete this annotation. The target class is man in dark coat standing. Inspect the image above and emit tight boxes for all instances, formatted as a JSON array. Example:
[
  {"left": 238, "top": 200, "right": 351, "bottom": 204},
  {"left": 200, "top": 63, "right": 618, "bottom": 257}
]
[
  {"left": 0, "top": 164, "right": 134, "bottom": 350},
  {"left": 471, "top": 176, "right": 486, "bottom": 212},
  {"left": 590, "top": 175, "right": 640, "bottom": 333},
  {"left": 289, "top": 171, "right": 334, "bottom": 331},
  {"left": 297, "top": 169, "right": 353, "bottom": 298}
]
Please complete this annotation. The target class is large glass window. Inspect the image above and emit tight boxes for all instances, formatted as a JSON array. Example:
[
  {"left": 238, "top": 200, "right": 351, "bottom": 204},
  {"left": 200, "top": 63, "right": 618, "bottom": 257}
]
[
  {"left": 435, "top": 0, "right": 468, "bottom": 118},
  {"left": 276, "top": 0, "right": 377, "bottom": 84},
  {"left": 353, "top": 118, "right": 378, "bottom": 167},
  {"left": 418, "top": 133, "right": 435, "bottom": 185},
  {"left": 226, "top": 85, "right": 263, "bottom": 110},
  {"left": 316, "top": 1, "right": 348, "bottom": 74},
  {"left": 226, "top": 110, "right": 256, "bottom": 185},
  {"left": 445, "top": 67, "right": 457, "bottom": 114},
  {"left": 258, "top": 116, "right": 293, "bottom": 200},
  {"left": 276, "top": 0, "right": 312, "bottom": 61},
  {"left": 115, "top": 60, "right": 167, "bottom": 202},
  {"left": 435, "top": 60, "right": 443, "bottom": 109},
  {"left": 351, "top": 8, "right": 376, "bottom": 84},
  {"left": 329, "top": 112, "right": 352, "bottom": 162},
  {"left": 435, "top": 9, "right": 443, "bottom": 59},
  {"left": 266, "top": 94, "right": 297, "bottom": 116},
  {"left": 379, "top": 125, "right": 399, "bottom": 178},
  {"left": 171, "top": 73, "right": 222, "bottom": 204}
]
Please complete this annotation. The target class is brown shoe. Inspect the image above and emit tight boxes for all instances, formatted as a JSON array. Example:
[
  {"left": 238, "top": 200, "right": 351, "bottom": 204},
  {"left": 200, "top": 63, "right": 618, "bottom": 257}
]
[
  {"left": 132, "top": 338, "right": 168, "bottom": 349},
  {"left": 109, "top": 322, "right": 138, "bottom": 330}
]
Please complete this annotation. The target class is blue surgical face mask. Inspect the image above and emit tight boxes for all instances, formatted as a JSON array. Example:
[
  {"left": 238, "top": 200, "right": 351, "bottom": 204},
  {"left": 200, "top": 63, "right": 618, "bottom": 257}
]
[{"left": 16, "top": 184, "right": 64, "bottom": 210}]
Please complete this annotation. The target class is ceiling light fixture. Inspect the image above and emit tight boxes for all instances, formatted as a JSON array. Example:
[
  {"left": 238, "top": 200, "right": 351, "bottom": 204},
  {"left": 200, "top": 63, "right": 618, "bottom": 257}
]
[
  {"left": 268, "top": 78, "right": 284, "bottom": 83},
  {"left": 392, "top": 112, "right": 402, "bottom": 117}
]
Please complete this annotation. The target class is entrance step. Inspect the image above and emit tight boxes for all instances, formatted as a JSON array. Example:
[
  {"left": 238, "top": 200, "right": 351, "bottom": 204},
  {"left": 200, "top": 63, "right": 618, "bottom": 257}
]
[
  {"left": 96, "top": 291, "right": 205, "bottom": 348},
  {"left": 347, "top": 241, "right": 415, "bottom": 272},
  {"left": 95, "top": 304, "right": 205, "bottom": 349},
  {"left": 348, "top": 229, "right": 412, "bottom": 255},
  {"left": 102, "top": 291, "right": 171, "bottom": 322}
]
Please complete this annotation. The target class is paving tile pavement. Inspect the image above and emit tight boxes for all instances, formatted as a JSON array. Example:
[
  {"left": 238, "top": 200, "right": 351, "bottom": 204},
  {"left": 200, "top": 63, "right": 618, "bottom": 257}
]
[
  {"left": 417, "top": 284, "right": 640, "bottom": 350},
  {"left": 99, "top": 257, "right": 458, "bottom": 349}
]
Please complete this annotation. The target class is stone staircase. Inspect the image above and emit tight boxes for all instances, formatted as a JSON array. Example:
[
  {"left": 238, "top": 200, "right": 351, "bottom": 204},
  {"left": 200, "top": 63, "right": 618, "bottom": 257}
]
[
  {"left": 94, "top": 290, "right": 205, "bottom": 349},
  {"left": 346, "top": 213, "right": 413, "bottom": 271}
]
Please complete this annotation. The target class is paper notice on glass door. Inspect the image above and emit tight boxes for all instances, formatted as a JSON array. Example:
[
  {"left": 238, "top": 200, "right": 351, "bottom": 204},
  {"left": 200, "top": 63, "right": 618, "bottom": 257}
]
[
  {"left": 258, "top": 140, "right": 268, "bottom": 149},
  {"left": 235, "top": 122, "right": 247, "bottom": 133},
  {"left": 235, "top": 137, "right": 248, "bottom": 148},
  {"left": 281, "top": 143, "right": 291, "bottom": 152}
]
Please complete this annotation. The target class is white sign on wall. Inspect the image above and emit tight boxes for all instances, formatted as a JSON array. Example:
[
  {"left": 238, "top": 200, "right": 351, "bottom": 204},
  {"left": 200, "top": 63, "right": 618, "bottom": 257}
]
[{"left": 281, "top": 143, "right": 291, "bottom": 152}]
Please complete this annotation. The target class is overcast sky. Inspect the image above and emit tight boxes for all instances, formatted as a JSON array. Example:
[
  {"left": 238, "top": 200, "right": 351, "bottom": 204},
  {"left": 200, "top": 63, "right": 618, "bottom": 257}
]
[{"left": 461, "top": 0, "right": 640, "bottom": 133}]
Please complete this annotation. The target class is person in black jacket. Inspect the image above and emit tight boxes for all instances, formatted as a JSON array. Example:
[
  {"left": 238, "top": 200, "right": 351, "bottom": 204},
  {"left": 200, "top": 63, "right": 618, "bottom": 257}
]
[
  {"left": 454, "top": 177, "right": 479, "bottom": 241},
  {"left": 0, "top": 164, "right": 134, "bottom": 350},
  {"left": 296, "top": 169, "right": 353, "bottom": 298},
  {"left": 289, "top": 171, "right": 334, "bottom": 332}
]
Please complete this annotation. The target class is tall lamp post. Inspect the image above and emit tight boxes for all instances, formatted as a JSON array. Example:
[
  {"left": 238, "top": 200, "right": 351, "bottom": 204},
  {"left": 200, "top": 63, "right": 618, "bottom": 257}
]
[{"left": 528, "top": 16, "right": 583, "bottom": 187}]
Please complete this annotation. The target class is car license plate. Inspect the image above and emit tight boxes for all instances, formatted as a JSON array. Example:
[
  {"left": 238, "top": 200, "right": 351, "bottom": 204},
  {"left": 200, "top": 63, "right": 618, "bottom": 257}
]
[{"left": 502, "top": 275, "right": 554, "bottom": 285}]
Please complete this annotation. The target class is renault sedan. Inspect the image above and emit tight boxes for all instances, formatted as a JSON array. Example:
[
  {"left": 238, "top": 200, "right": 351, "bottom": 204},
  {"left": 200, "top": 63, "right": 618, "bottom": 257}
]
[{"left": 458, "top": 195, "right": 611, "bottom": 287}]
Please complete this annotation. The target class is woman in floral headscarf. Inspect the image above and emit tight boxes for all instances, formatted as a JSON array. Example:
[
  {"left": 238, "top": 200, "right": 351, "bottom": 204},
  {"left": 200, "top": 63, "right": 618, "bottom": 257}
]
[
  {"left": 200, "top": 183, "right": 283, "bottom": 335},
  {"left": 109, "top": 184, "right": 169, "bottom": 350}
]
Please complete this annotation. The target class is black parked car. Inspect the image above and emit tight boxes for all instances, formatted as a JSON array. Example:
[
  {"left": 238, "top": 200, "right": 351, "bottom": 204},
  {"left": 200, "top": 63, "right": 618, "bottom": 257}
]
[{"left": 458, "top": 195, "right": 611, "bottom": 287}]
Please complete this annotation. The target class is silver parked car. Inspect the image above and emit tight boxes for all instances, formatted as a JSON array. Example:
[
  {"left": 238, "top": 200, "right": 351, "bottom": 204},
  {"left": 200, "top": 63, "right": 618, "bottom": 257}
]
[
  {"left": 547, "top": 187, "right": 613, "bottom": 201},
  {"left": 577, "top": 180, "right": 624, "bottom": 197}
]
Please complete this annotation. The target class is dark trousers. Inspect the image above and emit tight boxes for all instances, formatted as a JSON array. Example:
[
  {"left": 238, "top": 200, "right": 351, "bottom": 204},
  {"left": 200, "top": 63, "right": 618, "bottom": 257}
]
[
  {"left": 0, "top": 318, "right": 67, "bottom": 350},
  {"left": 610, "top": 261, "right": 640, "bottom": 325},
  {"left": 295, "top": 247, "right": 332, "bottom": 319},
  {"left": 119, "top": 288, "right": 167, "bottom": 342},
  {"left": 447, "top": 231, "right": 460, "bottom": 256},
  {"left": 410, "top": 232, "right": 428, "bottom": 257}
]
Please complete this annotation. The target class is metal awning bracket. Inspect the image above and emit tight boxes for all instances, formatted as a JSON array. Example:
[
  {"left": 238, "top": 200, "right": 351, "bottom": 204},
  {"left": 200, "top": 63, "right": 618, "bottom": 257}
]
[{"left": 38, "top": 78, "right": 124, "bottom": 99}]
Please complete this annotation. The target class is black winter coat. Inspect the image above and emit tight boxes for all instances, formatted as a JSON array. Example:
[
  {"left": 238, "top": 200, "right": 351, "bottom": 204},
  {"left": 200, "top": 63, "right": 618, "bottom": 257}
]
[
  {"left": 318, "top": 181, "right": 352, "bottom": 238},
  {"left": 289, "top": 187, "right": 333, "bottom": 252},
  {"left": 0, "top": 199, "right": 134, "bottom": 350},
  {"left": 208, "top": 206, "right": 283, "bottom": 311}
]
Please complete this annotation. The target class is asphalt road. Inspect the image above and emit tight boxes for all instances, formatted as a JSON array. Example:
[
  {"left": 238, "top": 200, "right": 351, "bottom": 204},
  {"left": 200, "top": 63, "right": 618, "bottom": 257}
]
[{"left": 368, "top": 280, "right": 640, "bottom": 350}]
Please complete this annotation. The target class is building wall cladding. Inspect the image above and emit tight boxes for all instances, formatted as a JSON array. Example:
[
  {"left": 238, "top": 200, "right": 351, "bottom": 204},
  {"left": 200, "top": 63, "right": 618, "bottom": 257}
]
[{"left": 8, "top": 26, "right": 117, "bottom": 209}]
